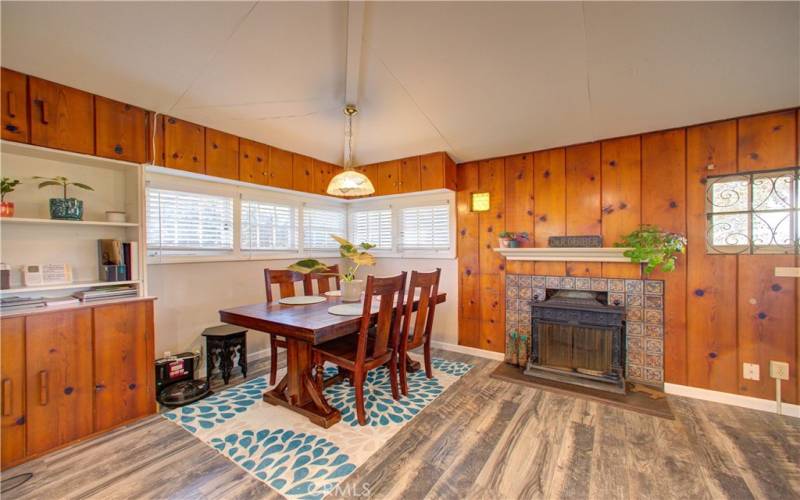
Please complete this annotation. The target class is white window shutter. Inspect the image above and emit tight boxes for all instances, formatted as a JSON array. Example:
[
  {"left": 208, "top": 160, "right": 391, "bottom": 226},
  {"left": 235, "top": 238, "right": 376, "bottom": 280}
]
[
  {"left": 350, "top": 209, "right": 393, "bottom": 249},
  {"left": 303, "top": 207, "right": 347, "bottom": 250},
  {"left": 400, "top": 204, "right": 450, "bottom": 250},
  {"left": 241, "top": 200, "right": 298, "bottom": 251},
  {"left": 146, "top": 188, "right": 234, "bottom": 254}
]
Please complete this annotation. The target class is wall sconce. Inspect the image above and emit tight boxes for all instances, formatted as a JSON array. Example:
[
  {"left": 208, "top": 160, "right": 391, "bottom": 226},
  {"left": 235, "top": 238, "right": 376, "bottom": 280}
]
[{"left": 471, "top": 192, "right": 490, "bottom": 212}]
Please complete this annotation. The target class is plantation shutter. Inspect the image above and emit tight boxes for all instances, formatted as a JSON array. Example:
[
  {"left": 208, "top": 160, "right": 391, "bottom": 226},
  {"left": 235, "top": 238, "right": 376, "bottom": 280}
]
[
  {"left": 303, "top": 206, "right": 347, "bottom": 250},
  {"left": 147, "top": 188, "right": 233, "bottom": 253},
  {"left": 241, "top": 200, "right": 298, "bottom": 251},
  {"left": 350, "top": 209, "right": 392, "bottom": 249},
  {"left": 400, "top": 204, "right": 450, "bottom": 250}
]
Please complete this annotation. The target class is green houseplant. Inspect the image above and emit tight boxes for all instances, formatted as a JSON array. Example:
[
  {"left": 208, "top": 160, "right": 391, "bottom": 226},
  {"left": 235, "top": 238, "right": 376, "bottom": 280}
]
[
  {"left": 1, "top": 177, "right": 20, "bottom": 217},
  {"left": 289, "top": 235, "right": 376, "bottom": 302},
  {"left": 615, "top": 225, "right": 687, "bottom": 274},
  {"left": 498, "top": 231, "right": 529, "bottom": 248},
  {"left": 34, "top": 176, "right": 94, "bottom": 220}
]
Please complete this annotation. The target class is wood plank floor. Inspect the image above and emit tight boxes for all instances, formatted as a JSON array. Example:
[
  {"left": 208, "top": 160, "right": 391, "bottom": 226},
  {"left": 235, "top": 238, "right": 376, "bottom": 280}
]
[{"left": 2, "top": 348, "right": 798, "bottom": 499}]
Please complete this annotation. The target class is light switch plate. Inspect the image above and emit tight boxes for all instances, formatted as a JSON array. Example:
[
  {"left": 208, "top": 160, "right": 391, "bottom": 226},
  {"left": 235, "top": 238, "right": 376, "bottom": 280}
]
[
  {"left": 743, "top": 363, "right": 760, "bottom": 381},
  {"left": 770, "top": 361, "right": 789, "bottom": 380},
  {"left": 774, "top": 267, "right": 800, "bottom": 277}
]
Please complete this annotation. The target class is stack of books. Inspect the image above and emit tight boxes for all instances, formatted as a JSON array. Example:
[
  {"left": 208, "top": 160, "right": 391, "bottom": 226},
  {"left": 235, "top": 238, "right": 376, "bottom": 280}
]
[
  {"left": 1, "top": 296, "right": 46, "bottom": 312},
  {"left": 73, "top": 285, "right": 138, "bottom": 302}
]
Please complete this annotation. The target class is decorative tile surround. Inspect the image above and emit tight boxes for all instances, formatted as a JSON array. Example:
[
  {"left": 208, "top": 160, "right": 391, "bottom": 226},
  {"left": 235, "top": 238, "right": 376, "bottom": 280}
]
[{"left": 504, "top": 274, "right": 665, "bottom": 387}]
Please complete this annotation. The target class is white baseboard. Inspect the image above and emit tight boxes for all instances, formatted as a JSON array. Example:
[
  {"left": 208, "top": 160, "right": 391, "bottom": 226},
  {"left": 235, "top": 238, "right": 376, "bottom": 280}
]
[
  {"left": 665, "top": 383, "right": 800, "bottom": 418},
  {"left": 430, "top": 340, "right": 505, "bottom": 361}
]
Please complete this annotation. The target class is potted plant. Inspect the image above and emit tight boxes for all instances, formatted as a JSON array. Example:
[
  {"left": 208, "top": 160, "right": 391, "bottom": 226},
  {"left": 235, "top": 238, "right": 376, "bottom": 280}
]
[
  {"left": 498, "top": 231, "right": 517, "bottom": 248},
  {"left": 515, "top": 232, "right": 530, "bottom": 247},
  {"left": 289, "top": 235, "right": 376, "bottom": 302},
  {"left": 1, "top": 177, "right": 20, "bottom": 217},
  {"left": 615, "top": 225, "right": 687, "bottom": 274},
  {"left": 34, "top": 176, "right": 94, "bottom": 220}
]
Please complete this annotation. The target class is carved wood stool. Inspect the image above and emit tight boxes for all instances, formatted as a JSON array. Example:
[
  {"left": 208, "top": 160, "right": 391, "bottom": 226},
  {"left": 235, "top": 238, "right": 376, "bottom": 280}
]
[{"left": 202, "top": 324, "right": 248, "bottom": 385}]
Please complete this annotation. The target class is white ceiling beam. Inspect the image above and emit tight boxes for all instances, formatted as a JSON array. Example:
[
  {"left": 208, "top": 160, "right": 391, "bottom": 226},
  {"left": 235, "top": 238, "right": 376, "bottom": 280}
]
[{"left": 344, "top": 1, "right": 365, "bottom": 106}]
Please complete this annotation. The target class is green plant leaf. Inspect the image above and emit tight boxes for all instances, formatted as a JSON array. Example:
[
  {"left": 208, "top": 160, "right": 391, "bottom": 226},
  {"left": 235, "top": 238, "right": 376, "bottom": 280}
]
[
  {"left": 37, "top": 181, "right": 63, "bottom": 189},
  {"left": 288, "top": 259, "right": 329, "bottom": 274},
  {"left": 70, "top": 182, "right": 94, "bottom": 191}
]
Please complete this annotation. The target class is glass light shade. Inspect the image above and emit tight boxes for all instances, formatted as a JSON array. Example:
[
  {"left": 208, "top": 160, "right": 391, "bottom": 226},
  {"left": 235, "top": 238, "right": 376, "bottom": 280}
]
[
  {"left": 326, "top": 169, "right": 375, "bottom": 197},
  {"left": 471, "top": 192, "right": 491, "bottom": 212}
]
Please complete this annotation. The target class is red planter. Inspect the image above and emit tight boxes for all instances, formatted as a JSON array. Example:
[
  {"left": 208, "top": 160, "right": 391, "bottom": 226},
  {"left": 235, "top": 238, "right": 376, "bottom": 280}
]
[{"left": 0, "top": 202, "right": 14, "bottom": 217}]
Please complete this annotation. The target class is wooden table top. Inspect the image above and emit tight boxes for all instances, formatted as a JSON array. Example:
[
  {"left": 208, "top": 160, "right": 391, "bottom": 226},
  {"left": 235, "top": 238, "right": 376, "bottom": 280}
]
[{"left": 219, "top": 292, "right": 446, "bottom": 345}]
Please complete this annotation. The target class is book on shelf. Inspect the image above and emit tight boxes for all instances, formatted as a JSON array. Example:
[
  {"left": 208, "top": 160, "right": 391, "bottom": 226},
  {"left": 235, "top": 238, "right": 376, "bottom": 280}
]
[
  {"left": 45, "top": 296, "right": 81, "bottom": 308},
  {"left": 1, "top": 296, "right": 46, "bottom": 311},
  {"left": 73, "top": 285, "right": 137, "bottom": 301}
]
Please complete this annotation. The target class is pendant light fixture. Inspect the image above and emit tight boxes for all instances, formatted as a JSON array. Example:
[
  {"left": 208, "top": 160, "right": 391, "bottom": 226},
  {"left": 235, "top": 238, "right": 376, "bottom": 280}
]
[{"left": 326, "top": 104, "right": 375, "bottom": 197}]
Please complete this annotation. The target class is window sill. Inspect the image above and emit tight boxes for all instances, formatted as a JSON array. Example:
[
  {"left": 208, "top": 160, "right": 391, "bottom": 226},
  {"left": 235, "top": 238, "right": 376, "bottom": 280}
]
[{"left": 148, "top": 252, "right": 340, "bottom": 265}]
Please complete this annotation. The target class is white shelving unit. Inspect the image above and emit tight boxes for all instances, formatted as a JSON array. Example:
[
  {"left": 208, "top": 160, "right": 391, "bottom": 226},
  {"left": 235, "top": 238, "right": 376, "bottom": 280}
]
[{"left": 0, "top": 140, "right": 147, "bottom": 300}]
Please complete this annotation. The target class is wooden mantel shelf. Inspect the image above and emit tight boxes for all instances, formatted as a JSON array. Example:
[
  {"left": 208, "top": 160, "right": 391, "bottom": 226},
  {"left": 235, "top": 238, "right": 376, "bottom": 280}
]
[{"left": 493, "top": 247, "right": 634, "bottom": 263}]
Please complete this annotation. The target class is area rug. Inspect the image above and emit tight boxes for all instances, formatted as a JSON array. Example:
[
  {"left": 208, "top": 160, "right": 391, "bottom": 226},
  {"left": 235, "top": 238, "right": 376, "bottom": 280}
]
[{"left": 163, "top": 356, "right": 472, "bottom": 499}]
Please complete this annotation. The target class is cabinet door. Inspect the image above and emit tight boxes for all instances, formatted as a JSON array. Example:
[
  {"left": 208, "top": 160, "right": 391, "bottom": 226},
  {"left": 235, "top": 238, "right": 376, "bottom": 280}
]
[
  {"left": 269, "top": 147, "right": 294, "bottom": 190},
  {"left": 93, "top": 301, "right": 155, "bottom": 432},
  {"left": 292, "top": 154, "right": 313, "bottom": 192},
  {"left": 95, "top": 96, "right": 147, "bottom": 163},
  {"left": 376, "top": 160, "right": 400, "bottom": 196},
  {"left": 25, "top": 310, "right": 93, "bottom": 456},
  {"left": 205, "top": 128, "right": 239, "bottom": 180},
  {"left": 239, "top": 138, "right": 269, "bottom": 185},
  {"left": 164, "top": 117, "right": 205, "bottom": 174},
  {"left": 420, "top": 152, "right": 457, "bottom": 191},
  {"left": 1, "top": 317, "right": 26, "bottom": 467},
  {"left": 312, "top": 160, "right": 337, "bottom": 196},
  {"left": 399, "top": 156, "right": 421, "bottom": 193},
  {"left": 354, "top": 164, "right": 378, "bottom": 197},
  {"left": 29, "top": 77, "right": 94, "bottom": 154},
  {"left": 1, "top": 68, "right": 29, "bottom": 143}
]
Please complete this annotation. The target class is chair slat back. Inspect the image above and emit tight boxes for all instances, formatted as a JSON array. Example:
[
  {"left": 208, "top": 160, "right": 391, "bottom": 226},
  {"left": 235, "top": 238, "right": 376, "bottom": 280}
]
[
  {"left": 264, "top": 269, "right": 308, "bottom": 302},
  {"left": 306, "top": 264, "right": 340, "bottom": 295},
  {"left": 358, "top": 273, "right": 406, "bottom": 361},
  {"left": 401, "top": 269, "right": 441, "bottom": 350}
]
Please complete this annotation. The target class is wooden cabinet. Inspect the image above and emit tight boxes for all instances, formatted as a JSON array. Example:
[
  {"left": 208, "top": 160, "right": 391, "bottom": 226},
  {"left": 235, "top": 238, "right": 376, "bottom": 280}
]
[
  {"left": 93, "top": 302, "right": 155, "bottom": 432},
  {"left": 293, "top": 154, "right": 314, "bottom": 192},
  {"left": 1, "top": 68, "right": 29, "bottom": 143},
  {"left": 25, "top": 310, "right": 94, "bottom": 456},
  {"left": 164, "top": 117, "right": 205, "bottom": 174},
  {"left": 399, "top": 156, "right": 421, "bottom": 193},
  {"left": 0, "top": 299, "right": 156, "bottom": 470},
  {"left": 269, "top": 147, "right": 294, "bottom": 190},
  {"left": 420, "top": 152, "right": 457, "bottom": 191},
  {"left": 95, "top": 96, "right": 147, "bottom": 163},
  {"left": 239, "top": 138, "right": 269, "bottom": 185},
  {"left": 354, "top": 164, "right": 378, "bottom": 196},
  {"left": 312, "top": 160, "right": 337, "bottom": 196},
  {"left": 205, "top": 128, "right": 239, "bottom": 180},
  {"left": 29, "top": 77, "right": 94, "bottom": 154},
  {"left": 1, "top": 318, "right": 26, "bottom": 465},
  {"left": 376, "top": 160, "right": 400, "bottom": 196}
]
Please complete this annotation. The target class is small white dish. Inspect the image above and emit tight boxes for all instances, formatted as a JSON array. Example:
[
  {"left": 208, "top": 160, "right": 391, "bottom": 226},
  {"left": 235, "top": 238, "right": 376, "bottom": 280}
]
[
  {"left": 105, "top": 211, "right": 127, "bottom": 223},
  {"left": 278, "top": 296, "right": 326, "bottom": 305},
  {"left": 324, "top": 290, "right": 341, "bottom": 297}
]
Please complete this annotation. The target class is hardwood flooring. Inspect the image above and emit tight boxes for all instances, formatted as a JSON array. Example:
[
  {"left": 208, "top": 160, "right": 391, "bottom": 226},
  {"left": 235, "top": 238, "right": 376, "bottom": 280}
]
[{"left": 2, "top": 349, "right": 798, "bottom": 499}]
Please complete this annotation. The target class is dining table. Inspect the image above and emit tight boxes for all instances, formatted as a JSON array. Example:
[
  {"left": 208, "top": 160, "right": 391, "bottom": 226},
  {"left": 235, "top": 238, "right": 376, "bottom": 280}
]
[{"left": 219, "top": 292, "right": 446, "bottom": 428}]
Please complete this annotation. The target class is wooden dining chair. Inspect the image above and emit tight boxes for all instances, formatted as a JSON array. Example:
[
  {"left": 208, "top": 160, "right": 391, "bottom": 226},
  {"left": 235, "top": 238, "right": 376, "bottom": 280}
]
[
  {"left": 311, "top": 272, "right": 407, "bottom": 426},
  {"left": 305, "top": 264, "right": 340, "bottom": 295},
  {"left": 264, "top": 269, "right": 310, "bottom": 385},
  {"left": 398, "top": 268, "right": 441, "bottom": 395}
]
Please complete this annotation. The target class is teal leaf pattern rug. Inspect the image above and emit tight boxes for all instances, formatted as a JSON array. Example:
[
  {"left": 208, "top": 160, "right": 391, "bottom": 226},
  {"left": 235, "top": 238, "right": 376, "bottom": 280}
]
[{"left": 164, "top": 355, "right": 471, "bottom": 499}]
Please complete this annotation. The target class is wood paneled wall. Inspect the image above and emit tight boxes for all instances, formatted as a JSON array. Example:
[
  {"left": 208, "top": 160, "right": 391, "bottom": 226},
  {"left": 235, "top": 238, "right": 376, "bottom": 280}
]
[{"left": 457, "top": 108, "right": 800, "bottom": 404}]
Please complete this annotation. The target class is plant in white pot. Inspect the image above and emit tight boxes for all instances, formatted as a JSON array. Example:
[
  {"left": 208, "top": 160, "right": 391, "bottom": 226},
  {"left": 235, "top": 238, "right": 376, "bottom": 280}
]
[{"left": 289, "top": 235, "right": 376, "bottom": 302}]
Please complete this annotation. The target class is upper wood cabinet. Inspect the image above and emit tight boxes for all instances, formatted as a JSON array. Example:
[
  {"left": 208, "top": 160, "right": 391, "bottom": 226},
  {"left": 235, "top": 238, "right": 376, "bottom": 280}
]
[
  {"left": 205, "top": 128, "right": 239, "bottom": 180},
  {"left": 1, "top": 317, "right": 26, "bottom": 466},
  {"left": 95, "top": 96, "right": 147, "bottom": 163},
  {"left": 353, "top": 164, "right": 378, "bottom": 196},
  {"left": 146, "top": 112, "right": 165, "bottom": 166},
  {"left": 376, "top": 160, "right": 400, "bottom": 196},
  {"left": 164, "top": 117, "right": 205, "bottom": 174},
  {"left": 29, "top": 77, "right": 94, "bottom": 154},
  {"left": 269, "top": 147, "right": 294, "bottom": 190},
  {"left": 399, "top": 156, "right": 421, "bottom": 193},
  {"left": 239, "top": 138, "right": 269, "bottom": 185},
  {"left": 25, "top": 310, "right": 94, "bottom": 456},
  {"left": 312, "top": 160, "right": 337, "bottom": 196},
  {"left": 293, "top": 154, "right": 313, "bottom": 192},
  {"left": 1, "top": 68, "right": 29, "bottom": 143},
  {"left": 93, "top": 302, "right": 155, "bottom": 433},
  {"left": 420, "top": 152, "right": 457, "bottom": 191}
]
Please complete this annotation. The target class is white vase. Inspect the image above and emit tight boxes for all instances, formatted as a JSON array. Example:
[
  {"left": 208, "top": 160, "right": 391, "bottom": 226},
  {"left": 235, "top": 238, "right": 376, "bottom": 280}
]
[{"left": 341, "top": 279, "right": 363, "bottom": 302}]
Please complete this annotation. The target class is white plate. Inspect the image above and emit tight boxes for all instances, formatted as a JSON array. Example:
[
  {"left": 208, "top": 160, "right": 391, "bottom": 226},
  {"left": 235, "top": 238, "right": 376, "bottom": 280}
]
[
  {"left": 278, "top": 296, "right": 326, "bottom": 305},
  {"left": 327, "top": 303, "right": 380, "bottom": 316},
  {"left": 323, "top": 290, "right": 341, "bottom": 297}
]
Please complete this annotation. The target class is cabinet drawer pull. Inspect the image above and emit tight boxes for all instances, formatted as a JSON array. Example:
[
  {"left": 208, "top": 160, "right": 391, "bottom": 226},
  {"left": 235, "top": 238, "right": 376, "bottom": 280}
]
[
  {"left": 35, "top": 99, "right": 49, "bottom": 124},
  {"left": 2, "top": 378, "right": 11, "bottom": 416},
  {"left": 6, "top": 91, "right": 15, "bottom": 118},
  {"left": 39, "top": 370, "right": 48, "bottom": 405}
]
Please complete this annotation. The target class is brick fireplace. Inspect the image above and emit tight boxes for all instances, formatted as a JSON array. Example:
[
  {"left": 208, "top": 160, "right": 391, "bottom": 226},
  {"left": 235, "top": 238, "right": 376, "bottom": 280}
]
[{"left": 504, "top": 274, "right": 665, "bottom": 387}]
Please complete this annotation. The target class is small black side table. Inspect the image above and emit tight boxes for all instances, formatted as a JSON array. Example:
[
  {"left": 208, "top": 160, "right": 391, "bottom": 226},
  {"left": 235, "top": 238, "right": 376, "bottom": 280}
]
[{"left": 202, "top": 324, "right": 248, "bottom": 385}]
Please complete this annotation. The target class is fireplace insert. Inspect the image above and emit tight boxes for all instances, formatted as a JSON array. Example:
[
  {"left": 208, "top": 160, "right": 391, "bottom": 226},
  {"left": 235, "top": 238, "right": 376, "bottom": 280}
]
[{"left": 524, "top": 289, "right": 626, "bottom": 393}]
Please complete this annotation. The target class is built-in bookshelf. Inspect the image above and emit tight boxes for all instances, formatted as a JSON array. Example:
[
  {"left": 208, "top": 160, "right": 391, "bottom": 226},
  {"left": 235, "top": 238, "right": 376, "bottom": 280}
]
[{"left": 0, "top": 140, "right": 147, "bottom": 305}]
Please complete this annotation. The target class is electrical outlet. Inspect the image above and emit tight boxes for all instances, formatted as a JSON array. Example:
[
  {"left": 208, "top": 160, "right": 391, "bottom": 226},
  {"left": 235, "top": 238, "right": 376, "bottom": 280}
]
[
  {"left": 770, "top": 361, "right": 789, "bottom": 380},
  {"left": 743, "top": 363, "right": 760, "bottom": 381}
]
